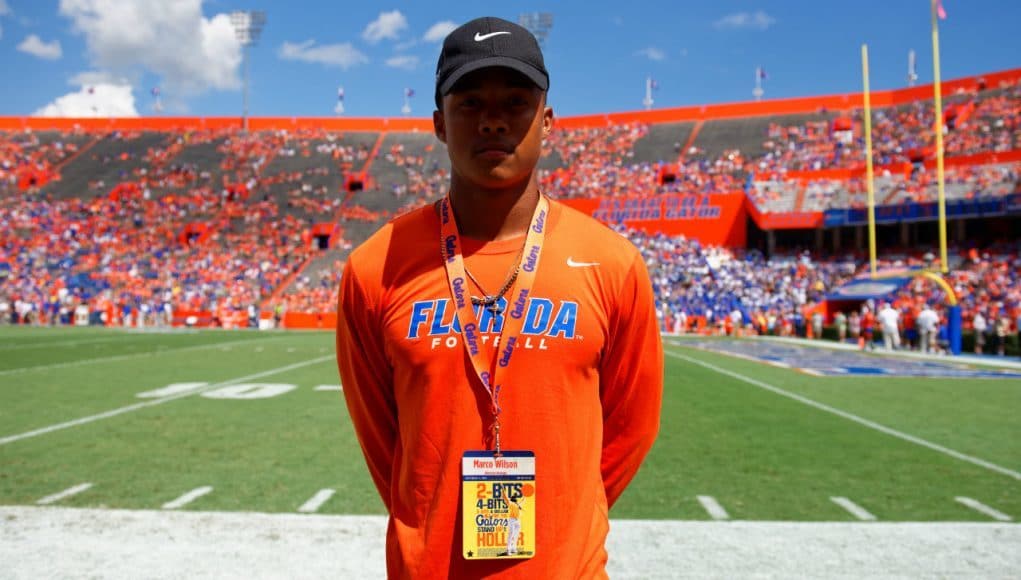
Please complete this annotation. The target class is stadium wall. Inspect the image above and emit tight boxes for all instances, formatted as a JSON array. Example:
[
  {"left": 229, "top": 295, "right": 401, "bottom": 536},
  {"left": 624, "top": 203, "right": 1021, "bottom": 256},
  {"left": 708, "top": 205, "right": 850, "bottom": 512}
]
[
  {"left": 560, "top": 192, "right": 748, "bottom": 246},
  {"left": 2, "top": 68, "right": 1017, "bottom": 132}
]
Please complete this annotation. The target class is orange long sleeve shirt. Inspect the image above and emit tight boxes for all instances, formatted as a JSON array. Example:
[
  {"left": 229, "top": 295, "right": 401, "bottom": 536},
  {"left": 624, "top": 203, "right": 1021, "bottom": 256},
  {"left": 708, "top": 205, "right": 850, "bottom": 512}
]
[{"left": 336, "top": 199, "right": 663, "bottom": 579}]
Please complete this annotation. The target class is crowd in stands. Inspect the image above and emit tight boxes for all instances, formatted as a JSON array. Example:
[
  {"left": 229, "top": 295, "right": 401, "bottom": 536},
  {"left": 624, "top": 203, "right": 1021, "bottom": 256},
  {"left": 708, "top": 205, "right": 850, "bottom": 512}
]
[
  {"left": 1, "top": 77, "right": 1019, "bottom": 333},
  {"left": 0, "top": 128, "right": 362, "bottom": 328},
  {"left": 792, "top": 161, "right": 1021, "bottom": 211},
  {"left": 0, "top": 130, "right": 85, "bottom": 192},
  {"left": 277, "top": 259, "right": 344, "bottom": 315},
  {"left": 621, "top": 224, "right": 1021, "bottom": 353},
  {"left": 538, "top": 123, "right": 744, "bottom": 199},
  {"left": 754, "top": 78, "right": 1020, "bottom": 175},
  {"left": 0, "top": 184, "right": 313, "bottom": 328},
  {"left": 378, "top": 141, "right": 450, "bottom": 215}
]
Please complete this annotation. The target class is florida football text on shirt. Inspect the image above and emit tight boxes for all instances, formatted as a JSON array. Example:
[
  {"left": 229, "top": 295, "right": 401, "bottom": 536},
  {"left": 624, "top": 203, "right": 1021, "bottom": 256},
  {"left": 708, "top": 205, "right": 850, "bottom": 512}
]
[{"left": 407, "top": 296, "right": 578, "bottom": 350}]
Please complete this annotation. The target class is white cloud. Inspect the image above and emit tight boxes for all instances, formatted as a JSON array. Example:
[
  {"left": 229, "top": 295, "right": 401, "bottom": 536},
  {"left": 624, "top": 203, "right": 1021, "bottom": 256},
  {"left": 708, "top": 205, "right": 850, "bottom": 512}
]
[
  {"left": 33, "top": 82, "right": 138, "bottom": 117},
  {"left": 363, "top": 10, "right": 407, "bottom": 43},
  {"left": 385, "top": 55, "right": 419, "bottom": 70},
  {"left": 635, "top": 47, "right": 666, "bottom": 62},
  {"left": 18, "top": 34, "right": 63, "bottom": 60},
  {"left": 423, "top": 20, "right": 456, "bottom": 42},
  {"left": 57, "top": 0, "right": 242, "bottom": 96},
  {"left": 714, "top": 10, "right": 776, "bottom": 30},
  {"left": 279, "top": 40, "right": 368, "bottom": 69}
]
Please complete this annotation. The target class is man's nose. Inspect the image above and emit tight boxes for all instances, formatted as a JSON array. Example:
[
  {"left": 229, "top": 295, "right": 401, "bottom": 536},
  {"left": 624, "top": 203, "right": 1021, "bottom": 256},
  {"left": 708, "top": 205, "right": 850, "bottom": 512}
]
[{"left": 479, "top": 106, "right": 509, "bottom": 134}]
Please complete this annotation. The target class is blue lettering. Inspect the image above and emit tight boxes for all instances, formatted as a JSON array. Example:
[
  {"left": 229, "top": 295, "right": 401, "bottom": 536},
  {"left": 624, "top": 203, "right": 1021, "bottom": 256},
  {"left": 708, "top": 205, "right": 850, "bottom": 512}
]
[
  {"left": 509, "top": 289, "right": 529, "bottom": 319},
  {"left": 548, "top": 301, "right": 578, "bottom": 338},
  {"left": 429, "top": 300, "right": 452, "bottom": 335},
  {"left": 444, "top": 235, "right": 457, "bottom": 262},
  {"left": 522, "top": 245, "right": 541, "bottom": 272},
  {"left": 408, "top": 296, "right": 577, "bottom": 339},
  {"left": 522, "top": 298, "right": 553, "bottom": 334},
  {"left": 451, "top": 276, "right": 467, "bottom": 308},
  {"left": 532, "top": 209, "right": 547, "bottom": 233},
  {"left": 407, "top": 301, "right": 434, "bottom": 338},
  {"left": 463, "top": 322, "right": 480, "bottom": 356},
  {"left": 498, "top": 337, "right": 516, "bottom": 367},
  {"left": 451, "top": 307, "right": 463, "bottom": 333}
]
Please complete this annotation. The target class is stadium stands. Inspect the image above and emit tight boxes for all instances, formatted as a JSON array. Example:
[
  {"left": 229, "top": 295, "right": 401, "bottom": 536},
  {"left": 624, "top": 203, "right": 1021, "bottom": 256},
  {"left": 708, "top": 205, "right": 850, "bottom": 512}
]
[{"left": 1, "top": 68, "right": 1018, "bottom": 339}]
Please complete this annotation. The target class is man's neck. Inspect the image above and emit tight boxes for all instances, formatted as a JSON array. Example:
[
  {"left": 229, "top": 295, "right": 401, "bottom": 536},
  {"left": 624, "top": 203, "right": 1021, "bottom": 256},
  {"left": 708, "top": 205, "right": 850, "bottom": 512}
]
[{"left": 448, "top": 177, "right": 541, "bottom": 242}]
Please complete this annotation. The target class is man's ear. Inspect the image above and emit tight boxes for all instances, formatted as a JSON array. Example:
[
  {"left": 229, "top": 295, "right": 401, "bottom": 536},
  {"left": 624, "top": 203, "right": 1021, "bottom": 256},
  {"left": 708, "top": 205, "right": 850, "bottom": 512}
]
[
  {"left": 542, "top": 105, "right": 554, "bottom": 137},
  {"left": 433, "top": 110, "right": 446, "bottom": 144}
]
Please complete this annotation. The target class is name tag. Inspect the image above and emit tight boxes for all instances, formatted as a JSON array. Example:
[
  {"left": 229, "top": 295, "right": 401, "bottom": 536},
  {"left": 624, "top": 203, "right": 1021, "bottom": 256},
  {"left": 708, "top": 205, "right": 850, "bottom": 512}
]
[{"left": 461, "top": 450, "right": 535, "bottom": 560}]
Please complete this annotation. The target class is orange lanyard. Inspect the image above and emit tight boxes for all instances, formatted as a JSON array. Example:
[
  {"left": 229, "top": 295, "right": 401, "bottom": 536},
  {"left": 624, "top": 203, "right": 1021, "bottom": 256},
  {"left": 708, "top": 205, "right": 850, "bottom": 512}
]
[{"left": 439, "top": 194, "right": 549, "bottom": 454}]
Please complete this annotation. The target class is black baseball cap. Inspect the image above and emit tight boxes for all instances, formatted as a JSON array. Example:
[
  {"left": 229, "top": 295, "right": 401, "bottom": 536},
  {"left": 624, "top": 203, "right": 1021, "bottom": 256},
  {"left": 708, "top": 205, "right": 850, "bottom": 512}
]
[{"left": 435, "top": 16, "right": 549, "bottom": 108}]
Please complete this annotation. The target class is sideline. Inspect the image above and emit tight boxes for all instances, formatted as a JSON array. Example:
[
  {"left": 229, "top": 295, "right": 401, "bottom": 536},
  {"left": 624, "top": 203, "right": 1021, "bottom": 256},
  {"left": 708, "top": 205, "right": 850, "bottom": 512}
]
[
  {"left": 0, "top": 355, "right": 334, "bottom": 446},
  {"left": 1, "top": 506, "right": 1018, "bottom": 579},
  {"left": 665, "top": 348, "right": 1021, "bottom": 481},
  {"left": 0, "top": 335, "right": 293, "bottom": 377},
  {"left": 0, "top": 335, "right": 136, "bottom": 351},
  {"left": 673, "top": 330, "right": 1021, "bottom": 371}
]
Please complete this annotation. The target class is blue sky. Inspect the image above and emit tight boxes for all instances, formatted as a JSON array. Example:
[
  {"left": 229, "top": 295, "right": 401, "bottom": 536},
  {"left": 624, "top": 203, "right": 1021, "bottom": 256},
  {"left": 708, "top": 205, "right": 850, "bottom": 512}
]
[{"left": 0, "top": 0, "right": 1018, "bottom": 119}]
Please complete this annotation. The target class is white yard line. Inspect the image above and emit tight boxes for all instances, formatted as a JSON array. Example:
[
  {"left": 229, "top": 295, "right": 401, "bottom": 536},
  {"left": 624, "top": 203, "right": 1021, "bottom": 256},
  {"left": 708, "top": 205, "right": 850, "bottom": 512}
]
[
  {"left": 666, "top": 349, "right": 1021, "bottom": 482},
  {"left": 954, "top": 497, "right": 1012, "bottom": 522},
  {"left": 0, "top": 355, "right": 334, "bottom": 446},
  {"left": 314, "top": 384, "right": 342, "bottom": 391},
  {"left": 0, "top": 336, "right": 130, "bottom": 351},
  {"left": 4, "top": 507, "right": 1020, "bottom": 579},
  {"left": 297, "top": 489, "right": 336, "bottom": 513},
  {"left": 749, "top": 335, "right": 1021, "bottom": 371},
  {"left": 830, "top": 497, "right": 877, "bottom": 521},
  {"left": 0, "top": 336, "right": 289, "bottom": 377},
  {"left": 696, "top": 495, "right": 730, "bottom": 520},
  {"left": 162, "top": 487, "right": 213, "bottom": 510},
  {"left": 36, "top": 483, "right": 93, "bottom": 505}
]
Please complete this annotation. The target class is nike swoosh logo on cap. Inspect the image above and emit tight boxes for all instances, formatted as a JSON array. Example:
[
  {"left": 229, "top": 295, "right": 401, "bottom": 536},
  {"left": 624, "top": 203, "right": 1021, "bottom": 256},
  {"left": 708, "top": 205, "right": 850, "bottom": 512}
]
[{"left": 474, "top": 31, "right": 511, "bottom": 41}]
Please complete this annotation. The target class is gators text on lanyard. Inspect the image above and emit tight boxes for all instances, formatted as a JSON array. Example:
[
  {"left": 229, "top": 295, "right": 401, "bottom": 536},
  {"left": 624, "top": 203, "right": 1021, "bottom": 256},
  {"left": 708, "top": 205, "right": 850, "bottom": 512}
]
[{"left": 440, "top": 194, "right": 546, "bottom": 561}]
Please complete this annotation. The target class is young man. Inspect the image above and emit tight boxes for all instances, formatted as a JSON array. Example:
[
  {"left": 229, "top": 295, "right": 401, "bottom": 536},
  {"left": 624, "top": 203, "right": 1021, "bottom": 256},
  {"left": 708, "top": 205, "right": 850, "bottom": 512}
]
[{"left": 336, "top": 16, "right": 663, "bottom": 579}]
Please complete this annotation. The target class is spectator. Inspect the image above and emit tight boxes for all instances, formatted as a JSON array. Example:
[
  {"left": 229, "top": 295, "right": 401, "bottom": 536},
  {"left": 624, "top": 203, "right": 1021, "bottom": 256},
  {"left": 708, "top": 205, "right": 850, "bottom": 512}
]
[
  {"left": 973, "top": 310, "right": 988, "bottom": 354},
  {"left": 878, "top": 302, "right": 901, "bottom": 350},
  {"left": 916, "top": 303, "right": 940, "bottom": 354},
  {"left": 995, "top": 311, "right": 1011, "bottom": 356}
]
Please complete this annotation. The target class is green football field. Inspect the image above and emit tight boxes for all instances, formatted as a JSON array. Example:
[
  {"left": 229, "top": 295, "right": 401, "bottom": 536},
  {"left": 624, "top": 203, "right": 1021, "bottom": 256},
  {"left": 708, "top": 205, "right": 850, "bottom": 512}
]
[{"left": 1, "top": 326, "right": 1018, "bottom": 522}]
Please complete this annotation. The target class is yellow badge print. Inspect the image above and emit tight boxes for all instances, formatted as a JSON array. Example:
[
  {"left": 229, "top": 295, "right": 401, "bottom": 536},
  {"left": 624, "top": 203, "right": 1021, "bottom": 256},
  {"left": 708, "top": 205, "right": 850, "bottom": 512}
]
[{"left": 461, "top": 451, "right": 536, "bottom": 559}]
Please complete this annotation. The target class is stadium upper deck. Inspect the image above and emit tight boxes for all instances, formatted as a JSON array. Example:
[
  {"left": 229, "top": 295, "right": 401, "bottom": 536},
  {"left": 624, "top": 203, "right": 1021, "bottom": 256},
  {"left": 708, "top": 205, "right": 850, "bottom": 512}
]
[{"left": 0, "top": 67, "right": 1018, "bottom": 326}]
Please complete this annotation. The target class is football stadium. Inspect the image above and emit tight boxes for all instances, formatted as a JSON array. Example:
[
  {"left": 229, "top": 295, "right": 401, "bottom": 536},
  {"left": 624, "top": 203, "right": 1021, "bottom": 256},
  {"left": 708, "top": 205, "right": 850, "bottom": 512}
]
[{"left": 1, "top": 3, "right": 1020, "bottom": 578}]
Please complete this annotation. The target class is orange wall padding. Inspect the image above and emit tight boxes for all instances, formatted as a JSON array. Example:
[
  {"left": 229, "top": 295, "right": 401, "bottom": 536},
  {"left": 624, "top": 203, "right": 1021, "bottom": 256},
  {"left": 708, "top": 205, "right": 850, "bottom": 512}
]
[
  {"left": 559, "top": 192, "right": 747, "bottom": 246},
  {"left": 282, "top": 312, "right": 336, "bottom": 329},
  {"left": 2, "top": 67, "right": 1017, "bottom": 132}
]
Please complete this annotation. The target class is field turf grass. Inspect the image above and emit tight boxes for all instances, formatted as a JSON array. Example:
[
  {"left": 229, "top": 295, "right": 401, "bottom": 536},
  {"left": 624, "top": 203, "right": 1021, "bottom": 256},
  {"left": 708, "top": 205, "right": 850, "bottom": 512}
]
[{"left": 1, "top": 326, "right": 1018, "bottom": 522}]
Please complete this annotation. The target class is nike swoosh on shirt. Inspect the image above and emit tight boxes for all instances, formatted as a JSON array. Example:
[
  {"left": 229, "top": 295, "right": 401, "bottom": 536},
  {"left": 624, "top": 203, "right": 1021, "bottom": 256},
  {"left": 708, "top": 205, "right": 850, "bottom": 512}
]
[
  {"left": 566, "top": 258, "right": 600, "bottom": 268},
  {"left": 474, "top": 31, "right": 511, "bottom": 41}
]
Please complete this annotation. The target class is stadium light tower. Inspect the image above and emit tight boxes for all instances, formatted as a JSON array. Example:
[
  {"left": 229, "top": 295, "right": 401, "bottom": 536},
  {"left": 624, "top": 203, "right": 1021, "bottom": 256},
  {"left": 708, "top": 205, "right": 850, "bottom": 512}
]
[
  {"left": 752, "top": 67, "right": 765, "bottom": 101},
  {"left": 518, "top": 12, "right": 554, "bottom": 48},
  {"left": 230, "top": 10, "right": 266, "bottom": 132},
  {"left": 907, "top": 49, "right": 918, "bottom": 87}
]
